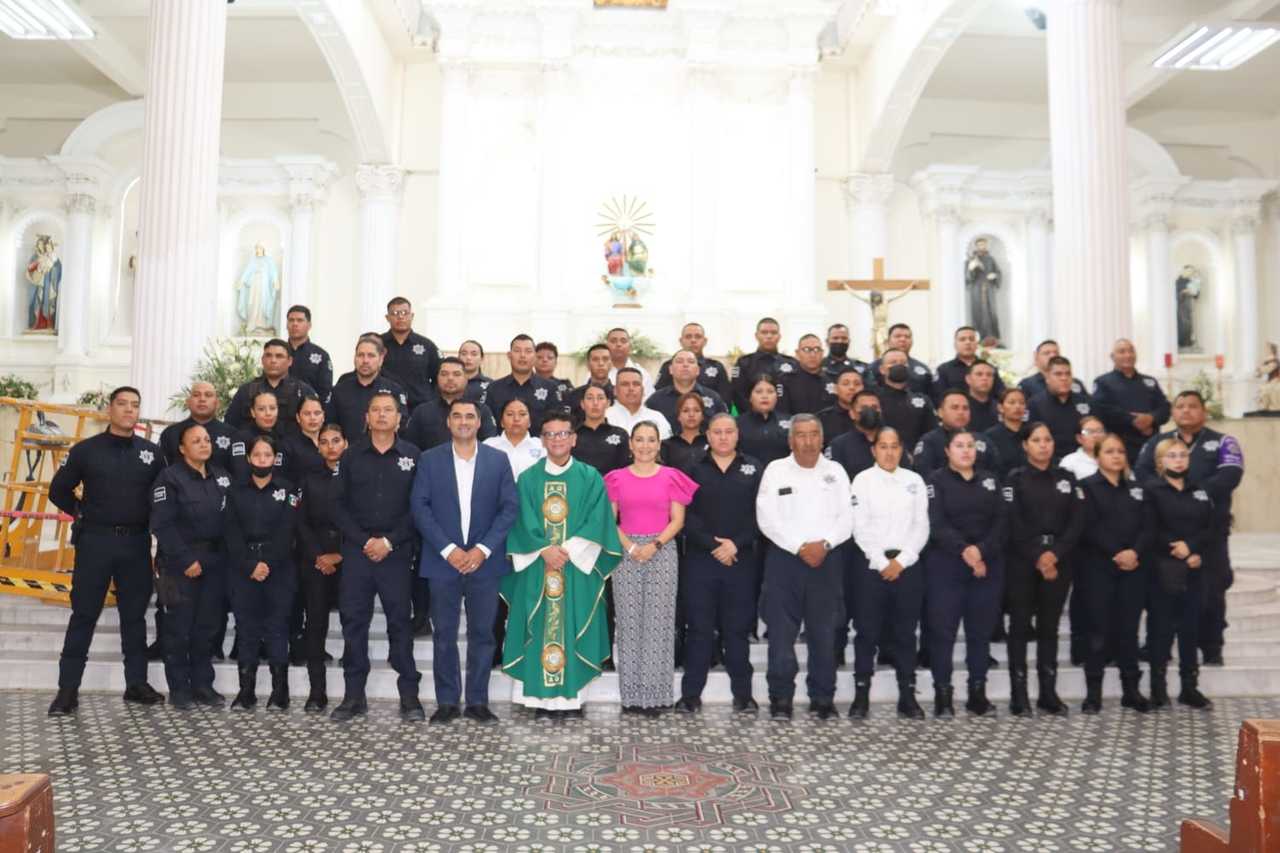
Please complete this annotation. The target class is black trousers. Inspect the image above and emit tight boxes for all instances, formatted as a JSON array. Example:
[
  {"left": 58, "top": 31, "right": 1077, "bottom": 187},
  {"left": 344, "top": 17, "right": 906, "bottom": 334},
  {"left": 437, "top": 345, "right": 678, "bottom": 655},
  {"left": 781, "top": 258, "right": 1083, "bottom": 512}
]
[
  {"left": 764, "top": 545, "right": 841, "bottom": 703},
  {"left": 681, "top": 548, "right": 756, "bottom": 701},
  {"left": 925, "top": 551, "right": 1003, "bottom": 687},
  {"left": 298, "top": 556, "right": 340, "bottom": 666},
  {"left": 338, "top": 546, "right": 420, "bottom": 698},
  {"left": 161, "top": 549, "right": 226, "bottom": 694},
  {"left": 1080, "top": 557, "right": 1146, "bottom": 680},
  {"left": 1198, "top": 539, "right": 1232, "bottom": 654},
  {"left": 1150, "top": 568, "right": 1203, "bottom": 676},
  {"left": 229, "top": 558, "right": 295, "bottom": 669},
  {"left": 58, "top": 528, "right": 152, "bottom": 690},
  {"left": 852, "top": 549, "right": 924, "bottom": 685},
  {"left": 1006, "top": 554, "right": 1073, "bottom": 674}
]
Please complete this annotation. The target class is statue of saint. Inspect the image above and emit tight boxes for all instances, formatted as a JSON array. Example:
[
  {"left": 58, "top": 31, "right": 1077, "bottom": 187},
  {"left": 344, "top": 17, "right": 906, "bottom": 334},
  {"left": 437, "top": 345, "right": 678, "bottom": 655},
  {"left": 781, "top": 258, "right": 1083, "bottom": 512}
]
[
  {"left": 965, "top": 237, "right": 1002, "bottom": 345},
  {"left": 24, "top": 234, "right": 61, "bottom": 332},
  {"left": 1176, "top": 264, "right": 1201, "bottom": 352},
  {"left": 236, "top": 243, "right": 280, "bottom": 336}
]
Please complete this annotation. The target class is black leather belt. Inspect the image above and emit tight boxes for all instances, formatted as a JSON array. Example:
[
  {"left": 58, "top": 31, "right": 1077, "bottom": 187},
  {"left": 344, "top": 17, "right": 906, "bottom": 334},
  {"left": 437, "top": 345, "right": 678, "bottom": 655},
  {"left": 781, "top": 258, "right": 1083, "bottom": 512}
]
[{"left": 1039, "top": 534, "right": 1056, "bottom": 547}]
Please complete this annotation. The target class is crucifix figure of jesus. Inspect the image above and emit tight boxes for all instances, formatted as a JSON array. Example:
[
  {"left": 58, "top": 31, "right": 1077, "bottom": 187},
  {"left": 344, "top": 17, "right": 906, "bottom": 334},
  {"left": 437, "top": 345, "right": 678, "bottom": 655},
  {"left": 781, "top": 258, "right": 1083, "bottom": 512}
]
[{"left": 827, "top": 258, "right": 930, "bottom": 357}]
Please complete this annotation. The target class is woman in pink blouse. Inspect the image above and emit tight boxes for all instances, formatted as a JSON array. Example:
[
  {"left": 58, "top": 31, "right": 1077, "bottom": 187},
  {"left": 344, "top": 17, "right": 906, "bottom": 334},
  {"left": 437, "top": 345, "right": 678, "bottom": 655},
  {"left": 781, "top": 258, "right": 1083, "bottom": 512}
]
[{"left": 604, "top": 421, "right": 699, "bottom": 716}]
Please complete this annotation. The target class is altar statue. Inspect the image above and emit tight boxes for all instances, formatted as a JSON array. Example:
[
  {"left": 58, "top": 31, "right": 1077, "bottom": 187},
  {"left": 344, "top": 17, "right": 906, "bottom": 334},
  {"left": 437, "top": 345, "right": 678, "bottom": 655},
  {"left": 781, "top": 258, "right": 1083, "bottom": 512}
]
[
  {"left": 965, "top": 237, "right": 1002, "bottom": 345},
  {"left": 1176, "top": 264, "right": 1202, "bottom": 351},
  {"left": 24, "top": 234, "right": 61, "bottom": 332},
  {"left": 236, "top": 244, "right": 280, "bottom": 336}
]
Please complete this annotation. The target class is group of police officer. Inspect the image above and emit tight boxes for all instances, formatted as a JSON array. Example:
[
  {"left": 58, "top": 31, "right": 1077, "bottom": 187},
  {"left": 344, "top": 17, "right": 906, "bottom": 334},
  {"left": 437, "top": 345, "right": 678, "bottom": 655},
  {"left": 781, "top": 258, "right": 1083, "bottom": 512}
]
[{"left": 44, "top": 301, "right": 1243, "bottom": 721}]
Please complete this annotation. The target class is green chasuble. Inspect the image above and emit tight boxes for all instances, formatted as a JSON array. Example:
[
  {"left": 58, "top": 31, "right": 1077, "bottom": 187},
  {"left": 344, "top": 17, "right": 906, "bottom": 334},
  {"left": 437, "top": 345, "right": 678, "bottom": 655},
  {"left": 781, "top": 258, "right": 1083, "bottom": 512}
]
[{"left": 500, "top": 458, "right": 622, "bottom": 700}]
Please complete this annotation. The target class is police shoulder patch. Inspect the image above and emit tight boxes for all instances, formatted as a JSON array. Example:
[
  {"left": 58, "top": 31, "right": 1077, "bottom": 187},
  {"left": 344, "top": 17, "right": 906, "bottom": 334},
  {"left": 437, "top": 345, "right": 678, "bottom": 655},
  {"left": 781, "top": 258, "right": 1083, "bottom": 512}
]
[
  {"left": 231, "top": 442, "right": 246, "bottom": 457},
  {"left": 1002, "top": 486, "right": 1014, "bottom": 502},
  {"left": 926, "top": 483, "right": 935, "bottom": 499},
  {"left": 152, "top": 486, "right": 166, "bottom": 502}
]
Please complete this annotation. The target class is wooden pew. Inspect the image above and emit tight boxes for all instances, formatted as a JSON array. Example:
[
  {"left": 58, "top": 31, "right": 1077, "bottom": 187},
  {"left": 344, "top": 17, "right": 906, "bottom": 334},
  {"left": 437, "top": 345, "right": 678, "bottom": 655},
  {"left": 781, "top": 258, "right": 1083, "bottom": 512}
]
[
  {"left": 1181, "top": 719, "right": 1280, "bottom": 851},
  {"left": 0, "top": 773, "right": 54, "bottom": 853}
]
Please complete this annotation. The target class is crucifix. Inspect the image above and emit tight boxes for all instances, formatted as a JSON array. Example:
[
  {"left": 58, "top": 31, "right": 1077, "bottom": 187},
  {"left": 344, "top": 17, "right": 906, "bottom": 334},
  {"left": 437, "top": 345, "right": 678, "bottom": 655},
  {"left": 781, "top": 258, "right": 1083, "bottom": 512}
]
[{"left": 828, "top": 258, "right": 930, "bottom": 357}]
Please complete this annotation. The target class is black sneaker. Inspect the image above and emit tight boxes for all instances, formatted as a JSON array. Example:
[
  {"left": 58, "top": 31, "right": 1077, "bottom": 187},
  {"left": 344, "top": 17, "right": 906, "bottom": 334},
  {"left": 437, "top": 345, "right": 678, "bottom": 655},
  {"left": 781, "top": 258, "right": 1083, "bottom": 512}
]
[
  {"left": 673, "top": 697, "right": 701, "bottom": 714},
  {"left": 47, "top": 688, "right": 78, "bottom": 716},
  {"left": 123, "top": 683, "right": 165, "bottom": 705},
  {"left": 400, "top": 698, "right": 426, "bottom": 722},
  {"left": 768, "top": 700, "right": 793, "bottom": 720},
  {"left": 192, "top": 687, "right": 226, "bottom": 708},
  {"left": 732, "top": 696, "right": 759, "bottom": 712},
  {"left": 170, "top": 690, "right": 195, "bottom": 711},
  {"left": 330, "top": 696, "right": 368, "bottom": 722}
]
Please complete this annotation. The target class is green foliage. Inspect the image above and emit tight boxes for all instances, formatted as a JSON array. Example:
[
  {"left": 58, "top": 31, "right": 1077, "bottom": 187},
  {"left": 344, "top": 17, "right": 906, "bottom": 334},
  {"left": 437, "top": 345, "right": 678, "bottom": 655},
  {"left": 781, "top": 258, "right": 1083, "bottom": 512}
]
[
  {"left": 570, "top": 329, "right": 666, "bottom": 363},
  {"left": 1187, "top": 370, "right": 1226, "bottom": 420},
  {"left": 0, "top": 375, "right": 39, "bottom": 400},
  {"left": 76, "top": 388, "right": 109, "bottom": 410},
  {"left": 169, "top": 338, "right": 261, "bottom": 418}
]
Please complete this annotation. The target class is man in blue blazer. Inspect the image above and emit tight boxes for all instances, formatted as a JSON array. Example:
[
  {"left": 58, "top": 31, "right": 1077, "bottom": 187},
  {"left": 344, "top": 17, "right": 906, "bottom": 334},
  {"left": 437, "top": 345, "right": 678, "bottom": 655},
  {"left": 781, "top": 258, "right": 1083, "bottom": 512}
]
[{"left": 411, "top": 398, "right": 518, "bottom": 724}]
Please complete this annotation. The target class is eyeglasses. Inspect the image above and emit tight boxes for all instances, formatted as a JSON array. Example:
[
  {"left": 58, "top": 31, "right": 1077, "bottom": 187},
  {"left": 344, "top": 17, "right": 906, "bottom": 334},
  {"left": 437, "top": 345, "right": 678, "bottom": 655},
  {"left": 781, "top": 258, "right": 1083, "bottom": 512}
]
[
  {"left": 1081, "top": 428, "right": 1105, "bottom": 437},
  {"left": 797, "top": 346, "right": 823, "bottom": 354},
  {"left": 542, "top": 430, "right": 573, "bottom": 440},
  {"left": 388, "top": 309, "right": 411, "bottom": 318},
  {"left": 1163, "top": 451, "right": 1190, "bottom": 460}
]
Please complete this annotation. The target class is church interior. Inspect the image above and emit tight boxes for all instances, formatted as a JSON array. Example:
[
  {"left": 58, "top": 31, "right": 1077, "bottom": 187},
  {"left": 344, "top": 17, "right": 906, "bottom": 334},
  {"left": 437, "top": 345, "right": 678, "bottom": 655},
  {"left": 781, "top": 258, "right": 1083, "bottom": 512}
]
[{"left": 3, "top": 1, "right": 1280, "bottom": 850}]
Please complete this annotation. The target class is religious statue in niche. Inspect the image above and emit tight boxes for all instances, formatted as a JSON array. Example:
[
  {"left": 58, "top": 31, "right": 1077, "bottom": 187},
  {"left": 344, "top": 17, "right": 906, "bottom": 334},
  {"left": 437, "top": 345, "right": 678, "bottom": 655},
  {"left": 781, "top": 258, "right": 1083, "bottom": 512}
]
[
  {"left": 597, "top": 196, "right": 655, "bottom": 309},
  {"left": 1176, "top": 264, "right": 1202, "bottom": 352},
  {"left": 1252, "top": 343, "right": 1280, "bottom": 415},
  {"left": 25, "top": 234, "right": 61, "bottom": 332},
  {"left": 236, "top": 243, "right": 281, "bottom": 336},
  {"left": 965, "top": 237, "right": 1002, "bottom": 346}
]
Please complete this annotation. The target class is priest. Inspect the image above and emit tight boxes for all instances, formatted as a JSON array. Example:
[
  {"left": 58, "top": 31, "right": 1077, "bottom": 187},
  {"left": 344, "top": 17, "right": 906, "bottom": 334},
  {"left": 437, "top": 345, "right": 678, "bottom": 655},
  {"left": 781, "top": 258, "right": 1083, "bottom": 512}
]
[{"left": 500, "top": 408, "right": 623, "bottom": 718}]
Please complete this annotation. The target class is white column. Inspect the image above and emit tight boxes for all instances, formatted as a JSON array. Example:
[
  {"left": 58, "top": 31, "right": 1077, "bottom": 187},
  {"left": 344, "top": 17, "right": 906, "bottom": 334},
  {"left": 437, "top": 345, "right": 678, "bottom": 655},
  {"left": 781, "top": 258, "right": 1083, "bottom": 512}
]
[
  {"left": 1231, "top": 211, "right": 1261, "bottom": 414},
  {"left": 932, "top": 206, "right": 965, "bottom": 360},
  {"left": 531, "top": 61, "right": 569, "bottom": 339},
  {"left": 433, "top": 62, "right": 469, "bottom": 310},
  {"left": 56, "top": 193, "right": 95, "bottom": 360},
  {"left": 355, "top": 164, "right": 405, "bottom": 333},
  {"left": 1046, "top": 0, "right": 1130, "bottom": 383},
  {"left": 1143, "top": 211, "right": 1174, "bottom": 367},
  {"left": 1271, "top": 204, "right": 1280, "bottom": 348},
  {"left": 279, "top": 157, "right": 336, "bottom": 313},
  {"left": 786, "top": 68, "right": 823, "bottom": 318},
  {"left": 844, "top": 173, "right": 895, "bottom": 360},
  {"left": 130, "top": 0, "right": 228, "bottom": 418},
  {"left": 1024, "top": 205, "right": 1054, "bottom": 352}
]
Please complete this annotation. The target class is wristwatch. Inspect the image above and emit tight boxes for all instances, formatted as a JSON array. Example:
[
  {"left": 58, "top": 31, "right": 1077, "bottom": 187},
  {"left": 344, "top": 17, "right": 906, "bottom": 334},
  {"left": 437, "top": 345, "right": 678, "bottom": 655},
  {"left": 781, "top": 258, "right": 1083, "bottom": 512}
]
[{"left": 382, "top": 537, "right": 393, "bottom": 552}]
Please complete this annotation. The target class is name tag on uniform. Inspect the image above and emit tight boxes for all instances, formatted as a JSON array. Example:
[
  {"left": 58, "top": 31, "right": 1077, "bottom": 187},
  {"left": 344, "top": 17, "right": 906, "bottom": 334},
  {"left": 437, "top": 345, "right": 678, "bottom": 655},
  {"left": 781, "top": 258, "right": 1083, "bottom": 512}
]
[{"left": 778, "top": 487, "right": 792, "bottom": 496}]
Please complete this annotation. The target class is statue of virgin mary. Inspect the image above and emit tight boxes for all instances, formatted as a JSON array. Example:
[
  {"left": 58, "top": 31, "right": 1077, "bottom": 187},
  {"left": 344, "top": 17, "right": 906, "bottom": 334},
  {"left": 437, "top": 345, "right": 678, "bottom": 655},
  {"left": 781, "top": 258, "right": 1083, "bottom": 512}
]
[{"left": 236, "top": 244, "right": 280, "bottom": 336}]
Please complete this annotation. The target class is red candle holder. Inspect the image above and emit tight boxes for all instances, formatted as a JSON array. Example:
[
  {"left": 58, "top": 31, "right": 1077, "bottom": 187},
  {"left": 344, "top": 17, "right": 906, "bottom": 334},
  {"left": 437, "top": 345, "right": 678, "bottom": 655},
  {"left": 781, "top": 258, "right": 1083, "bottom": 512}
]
[
  {"left": 1163, "top": 352, "right": 1173, "bottom": 369},
  {"left": 1215, "top": 354, "right": 1225, "bottom": 370}
]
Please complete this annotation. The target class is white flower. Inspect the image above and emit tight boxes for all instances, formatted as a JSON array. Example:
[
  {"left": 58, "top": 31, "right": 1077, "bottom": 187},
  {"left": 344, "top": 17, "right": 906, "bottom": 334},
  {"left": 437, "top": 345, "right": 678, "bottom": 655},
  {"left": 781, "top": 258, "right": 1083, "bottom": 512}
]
[
  {"left": 605, "top": 434, "right": 621, "bottom": 446},
  {"left": 412, "top": 344, "right": 426, "bottom": 356},
  {"left": 1076, "top": 403, "right": 1090, "bottom": 414},
  {"left": 139, "top": 450, "right": 155, "bottom": 465},
  {"left": 215, "top": 435, "right": 231, "bottom": 449},
  {"left": 216, "top": 476, "right": 230, "bottom": 488},
  {"left": 982, "top": 477, "right": 996, "bottom": 491},
  {"left": 739, "top": 464, "right": 756, "bottom": 475},
  {"left": 309, "top": 353, "right": 323, "bottom": 365},
  {"left": 397, "top": 456, "right": 415, "bottom": 472},
  {"left": 1056, "top": 480, "right": 1071, "bottom": 494},
  {"left": 272, "top": 488, "right": 287, "bottom": 502},
  {"left": 534, "top": 388, "right": 548, "bottom": 401}
]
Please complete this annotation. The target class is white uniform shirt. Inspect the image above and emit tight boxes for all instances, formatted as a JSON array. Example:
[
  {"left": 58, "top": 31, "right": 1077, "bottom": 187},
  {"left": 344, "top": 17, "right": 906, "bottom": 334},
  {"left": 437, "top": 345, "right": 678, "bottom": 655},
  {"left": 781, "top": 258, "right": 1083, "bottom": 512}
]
[
  {"left": 609, "top": 358, "right": 656, "bottom": 399},
  {"left": 605, "top": 402, "right": 673, "bottom": 440},
  {"left": 1060, "top": 449, "right": 1099, "bottom": 481},
  {"left": 483, "top": 432, "right": 546, "bottom": 481},
  {"left": 755, "top": 454, "right": 854, "bottom": 555},
  {"left": 851, "top": 464, "right": 930, "bottom": 572}
]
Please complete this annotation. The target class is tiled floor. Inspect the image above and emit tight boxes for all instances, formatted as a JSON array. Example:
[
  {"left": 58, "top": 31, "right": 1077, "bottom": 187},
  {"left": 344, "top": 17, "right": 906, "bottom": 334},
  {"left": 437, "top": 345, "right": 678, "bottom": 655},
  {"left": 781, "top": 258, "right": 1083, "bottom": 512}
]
[{"left": 2, "top": 691, "right": 1270, "bottom": 852}]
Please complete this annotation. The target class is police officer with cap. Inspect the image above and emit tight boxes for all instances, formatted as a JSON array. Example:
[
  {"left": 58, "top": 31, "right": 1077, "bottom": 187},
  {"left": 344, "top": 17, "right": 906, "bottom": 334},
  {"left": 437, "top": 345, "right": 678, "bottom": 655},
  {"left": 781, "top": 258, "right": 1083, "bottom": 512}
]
[
  {"left": 1092, "top": 338, "right": 1170, "bottom": 465},
  {"left": 225, "top": 338, "right": 317, "bottom": 434},
  {"left": 286, "top": 305, "right": 333, "bottom": 405},
  {"left": 47, "top": 386, "right": 166, "bottom": 716},
  {"left": 330, "top": 391, "right": 424, "bottom": 722}
]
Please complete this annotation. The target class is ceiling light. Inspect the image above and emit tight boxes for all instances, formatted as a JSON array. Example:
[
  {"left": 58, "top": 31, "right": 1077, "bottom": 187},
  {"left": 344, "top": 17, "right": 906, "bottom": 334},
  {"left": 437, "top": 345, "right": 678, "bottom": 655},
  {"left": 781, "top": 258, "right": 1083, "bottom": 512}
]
[
  {"left": 0, "top": 0, "right": 93, "bottom": 40},
  {"left": 1152, "top": 21, "right": 1280, "bottom": 70}
]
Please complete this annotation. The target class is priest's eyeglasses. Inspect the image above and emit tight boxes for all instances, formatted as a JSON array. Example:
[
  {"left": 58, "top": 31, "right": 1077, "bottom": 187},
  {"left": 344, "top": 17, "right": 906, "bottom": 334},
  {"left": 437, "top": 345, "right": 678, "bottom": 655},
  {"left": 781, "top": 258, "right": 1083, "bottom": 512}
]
[{"left": 542, "top": 430, "right": 573, "bottom": 440}]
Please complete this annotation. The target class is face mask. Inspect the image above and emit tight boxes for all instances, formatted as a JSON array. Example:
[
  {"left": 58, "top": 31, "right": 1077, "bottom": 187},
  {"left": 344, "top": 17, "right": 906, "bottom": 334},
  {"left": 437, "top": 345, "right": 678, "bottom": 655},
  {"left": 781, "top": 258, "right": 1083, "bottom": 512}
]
[
  {"left": 250, "top": 464, "right": 274, "bottom": 478},
  {"left": 828, "top": 342, "right": 849, "bottom": 359},
  {"left": 1164, "top": 469, "right": 1186, "bottom": 480},
  {"left": 857, "top": 407, "right": 882, "bottom": 430},
  {"left": 886, "top": 364, "right": 909, "bottom": 384}
]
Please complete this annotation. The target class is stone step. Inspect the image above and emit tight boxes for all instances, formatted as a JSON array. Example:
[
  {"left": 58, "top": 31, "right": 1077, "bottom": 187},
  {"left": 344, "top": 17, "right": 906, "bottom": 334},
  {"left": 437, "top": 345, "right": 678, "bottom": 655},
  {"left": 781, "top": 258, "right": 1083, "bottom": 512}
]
[{"left": 2, "top": 648, "right": 1275, "bottom": 704}]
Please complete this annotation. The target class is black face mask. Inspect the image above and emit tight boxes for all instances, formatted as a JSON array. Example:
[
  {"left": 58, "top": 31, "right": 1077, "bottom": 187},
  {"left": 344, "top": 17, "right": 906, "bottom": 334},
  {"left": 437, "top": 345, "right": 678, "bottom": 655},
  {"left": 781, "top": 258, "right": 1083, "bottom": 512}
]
[
  {"left": 250, "top": 464, "right": 275, "bottom": 478},
  {"left": 1164, "top": 469, "right": 1186, "bottom": 480},
  {"left": 828, "top": 342, "right": 849, "bottom": 360},
  {"left": 857, "top": 407, "right": 882, "bottom": 430},
  {"left": 886, "top": 364, "right": 909, "bottom": 384}
]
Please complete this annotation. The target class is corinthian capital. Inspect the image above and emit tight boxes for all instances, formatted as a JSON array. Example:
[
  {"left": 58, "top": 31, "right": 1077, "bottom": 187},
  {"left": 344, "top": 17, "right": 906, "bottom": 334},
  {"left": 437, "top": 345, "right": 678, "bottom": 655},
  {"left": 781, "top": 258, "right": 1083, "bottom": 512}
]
[
  {"left": 355, "top": 164, "right": 407, "bottom": 204},
  {"left": 844, "top": 173, "right": 896, "bottom": 209}
]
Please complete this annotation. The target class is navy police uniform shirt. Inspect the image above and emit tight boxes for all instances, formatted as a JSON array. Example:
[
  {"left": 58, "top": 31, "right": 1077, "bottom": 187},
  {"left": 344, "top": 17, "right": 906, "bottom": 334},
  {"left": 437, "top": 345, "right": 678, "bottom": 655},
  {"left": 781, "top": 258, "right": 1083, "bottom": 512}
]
[
  {"left": 868, "top": 355, "right": 932, "bottom": 396},
  {"left": 1079, "top": 472, "right": 1154, "bottom": 562},
  {"left": 656, "top": 355, "right": 733, "bottom": 402},
  {"left": 1004, "top": 465, "right": 1086, "bottom": 565},
  {"left": 875, "top": 384, "right": 936, "bottom": 451},
  {"left": 826, "top": 428, "right": 876, "bottom": 481},
  {"left": 1135, "top": 426, "right": 1243, "bottom": 527},
  {"left": 1145, "top": 477, "right": 1218, "bottom": 556},
  {"left": 735, "top": 410, "right": 791, "bottom": 467},
  {"left": 1027, "top": 390, "right": 1095, "bottom": 463},
  {"left": 821, "top": 354, "right": 871, "bottom": 385},
  {"left": 730, "top": 350, "right": 800, "bottom": 413},
  {"left": 645, "top": 383, "right": 727, "bottom": 427},
  {"left": 404, "top": 396, "right": 497, "bottom": 452},
  {"left": 912, "top": 426, "right": 1001, "bottom": 475},
  {"left": 573, "top": 420, "right": 631, "bottom": 475},
  {"left": 159, "top": 417, "right": 237, "bottom": 472},
  {"left": 926, "top": 465, "right": 1008, "bottom": 560},
  {"left": 660, "top": 432, "right": 709, "bottom": 474},
  {"left": 932, "top": 357, "right": 1005, "bottom": 404},
  {"left": 288, "top": 339, "right": 334, "bottom": 405},
  {"left": 296, "top": 466, "right": 342, "bottom": 563},
  {"left": 966, "top": 394, "right": 1000, "bottom": 433},
  {"left": 224, "top": 374, "right": 317, "bottom": 435},
  {"left": 1019, "top": 372, "right": 1087, "bottom": 399},
  {"left": 49, "top": 431, "right": 163, "bottom": 528},
  {"left": 1091, "top": 369, "right": 1171, "bottom": 462},
  {"left": 684, "top": 451, "right": 764, "bottom": 555},
  {"left": 380, "top": 330, "right": 441, "bottom": 411},
  {"left": 225, "top": 474, "right": 300, "bottom": 574},
  {"left": 325, "top": 371, "right": 410, "bottom": 443},
  {"left": 229, "top": 426, "right": 288, "bottom": 483},
  {"left": 149, "top": 461, "right": 232, "bottom": 572},
  {"left": 332, "top": 437, "right": 422, "bottom": 551},
  {"left": 779, "top": 368, "right": 836, "bottom": 415},
  {"left": 983, "top": 423, "right": 1026, "bottom": 478},
  {"left": 484, "top": 374, "right": 563, "bottom": 431},
  {"left": 816, "top": 405, "right": 856, "bottom": 448}
]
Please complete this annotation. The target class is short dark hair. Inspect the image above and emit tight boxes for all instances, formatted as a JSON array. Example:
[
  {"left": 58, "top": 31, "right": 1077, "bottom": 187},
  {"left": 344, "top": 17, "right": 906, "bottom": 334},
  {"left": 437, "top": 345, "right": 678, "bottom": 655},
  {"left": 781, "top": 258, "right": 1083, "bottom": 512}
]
[
  {"left": 827, "top": 323, "right": 849, "bottom": 335},
  {"left": 1047, "top": 355, "right": 1072, "bottom": 371},
  {"left": 871, "top": 425, "right": 901, "bottom": 445},
  {"left": 606, "top": 327, "right": 629, "bottom": 338},
  {"left": 853, "top": 389, "right": 879, "bottom": 407},
  {"left": 798, "top": 333, "right": 821, "bottom": 345},
  {"left": 681, "top": 321, "right": 705, "bottom": 334},
  {"left": 1174, "top": 390, "right": 1206, "bottom": 407},
  {"left": 447, "top": 398, "right": 478, "bottom": 416},
  {"left": 177, "top": 420, "right": 208, "bottom": 445},
  {"left": 387, "top": 296, "right": 411, "bottom": 311},
  {"left": 368, "top": 390, "right": 399, "bottom": 409},
  {"left": 1023, "top": 420, "right": 1053, "bottom": 444},
  {"left": 108, "top": 385, "right": 140, "bottom": 404},
  {"left": 587, "top": 343, "right": 610, "bottom": 358},
  {"left": 460, "top": 339, "right": 484, "bottom": 357},
  {"left": 247, "top": 433, "right": 277, "bottom": 457},
  {"left": 756, "top": 316, "right": 780, "bottom": 330},
  {"left": 540, "top": 408, "right": 574, "bottom": 432},
  {"left": 319, "top": 422, "right": 345, "bottom": 439},
  {"left": 510, "top": 334, "right": 534, "bottom": 349},
  {"left": 940, "top": 389, "right": 970, "bottom": 405},
  {"left": 286, "top": 305, "right": 311, "bottom": 322},
  {"left": 535, "top": 341, "right": 558, "bottom": 357},
  {"left": 835, "top": 367, "right": 864, "bottom": 383},
  {"left": 675, "top": 391, "right": 705, "bottom": 418},
  {"left": 438, "top": 356, "right": 465, "bottom": 372},
  {"left": 954, "top": 325, "right": 977, "bottom": 338},
  {"left": 997, "top": 386, "right": 1026, "bottom": 404},
  {"left": 356, "top": 333, "right": 385, "bottom": 355},
  {"left": 263, "top": 338, "right": 290, "bottom": 355},
  {"left": 887, "top": 323, "right": 911, "bottom": 337},
  {"left": 1035, "top": 339, "right": 1059, "bottom": 354},
  {"left": 945, "top": 429, "right": 977, "bottom": 448},
  {"left": 497, "top": 397, "right": 530, "bottom": 420},
  {"left": 615, "top": 366, "right": 643, "bottom": 381},
  {"left": 967, "top": 360, "right": 995, "bottom": 375},
  {"left": 297, "top": 394, "right": 324, "bottom": 411}
]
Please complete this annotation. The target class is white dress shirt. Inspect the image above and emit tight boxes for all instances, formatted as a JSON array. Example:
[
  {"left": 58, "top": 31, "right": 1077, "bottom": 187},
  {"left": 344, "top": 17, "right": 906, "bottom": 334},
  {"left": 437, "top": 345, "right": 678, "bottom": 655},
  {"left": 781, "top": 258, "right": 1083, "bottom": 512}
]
[
  {"left": 756, "top": 454, "right": 854, "bottom": 556},
  {"left": 1060, "top": 449, "right": 1099, "bottom": 481},
  {"left": 509, "top": 457, "right": 603, "bottom": 576},
  {"left": 605, "top": 402, "right": 672, "bottom": 440},
  {"left": 439, "top": 444, "right": 491, "bottom": 560},
  {"left": 608, "top": 358, "right": 655, "bottom": 398},
  {"left": 484, "top": 432, "right": 546, "bottom": 481},
  {"left": 851, "top": 464, "right": 930, "bottom": 572}
]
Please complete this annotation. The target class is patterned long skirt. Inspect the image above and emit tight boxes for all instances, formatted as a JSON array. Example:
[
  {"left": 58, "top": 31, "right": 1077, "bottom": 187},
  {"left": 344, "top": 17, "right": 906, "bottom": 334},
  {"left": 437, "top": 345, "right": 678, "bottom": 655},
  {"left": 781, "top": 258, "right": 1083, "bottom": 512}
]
[{"left": 612, "top": 534, "right": 677, "bottom": 708}]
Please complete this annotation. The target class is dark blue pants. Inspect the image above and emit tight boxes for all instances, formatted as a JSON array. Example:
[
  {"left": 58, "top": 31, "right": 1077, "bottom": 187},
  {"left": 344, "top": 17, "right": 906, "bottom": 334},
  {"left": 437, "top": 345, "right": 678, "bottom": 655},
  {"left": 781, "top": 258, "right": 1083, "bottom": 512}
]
[
  {"left": 926, "top": 551, "right": 1004, "bottom": 687},
  {"left": 427, "top": 571, "right": 501, "bottom": 706},
  {"left": 161, "top": 550, "right": 227, "bottom": 694},
  {"left": 229, "top": 558, "right": 295, "bottom": 669},
  {"left": 339, "top": 547, "right": 420, "bottom": 698},
  {"left": 681, "top": 548, "right": 756, "bottom": 701},
  {"left": 1198, "top": 539, "right": 1232, "bottom": 654},
  {"left": 833, "top": 546, "right": 860, "bottom": 655},
  {"left": 1005, "top": 556, "right": 1072, "bottom": 674},
  {"left": 1150, "top": 567, "right": 1203, "bottom": 676},
  {"left": 299, "top": 554, "right": 340, "bottom": 666},
  {"left": 1081, "top": 558, "right": 1147, "bottom": 680},
  {"left": 763, "top": 545, "right": 840, "bottom": 703},
  {"left": 853, "top": 550, "right": 924, "bottom": 685},
  {"left": 58, "top": 529, "right": 153, "bottom": 689}
]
